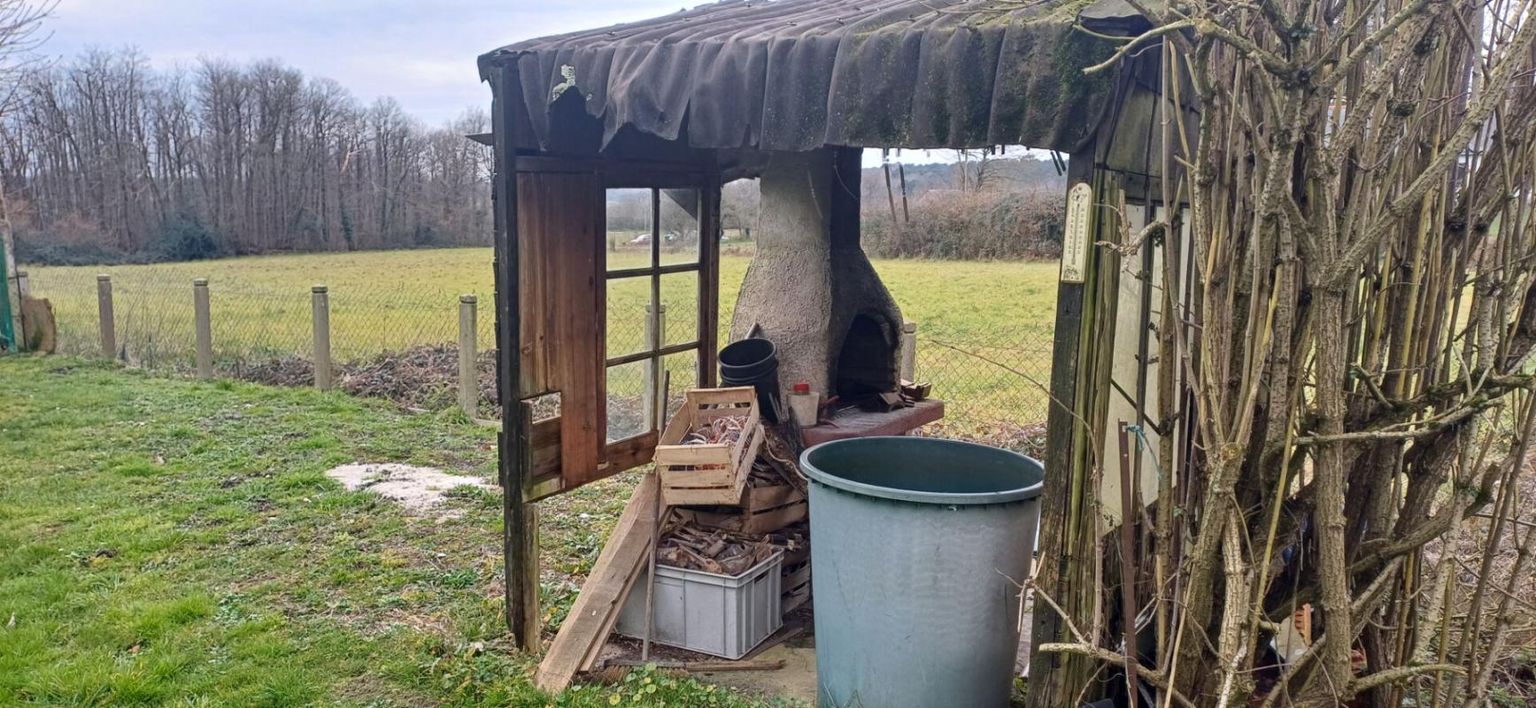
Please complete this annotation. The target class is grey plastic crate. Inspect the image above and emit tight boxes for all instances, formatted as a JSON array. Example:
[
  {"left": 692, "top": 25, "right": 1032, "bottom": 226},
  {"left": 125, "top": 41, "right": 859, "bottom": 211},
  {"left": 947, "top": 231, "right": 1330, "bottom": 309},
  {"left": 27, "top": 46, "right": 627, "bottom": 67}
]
[{"left": 616, "top": 550, "right": 784, "bottom": 660}]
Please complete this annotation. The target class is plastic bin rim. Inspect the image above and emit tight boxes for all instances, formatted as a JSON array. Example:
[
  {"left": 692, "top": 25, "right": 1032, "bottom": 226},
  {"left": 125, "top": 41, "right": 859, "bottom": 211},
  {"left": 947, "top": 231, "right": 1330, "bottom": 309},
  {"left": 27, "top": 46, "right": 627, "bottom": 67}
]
[{"left": 799, "top": 436, "right": 1045, "bottom": 506}]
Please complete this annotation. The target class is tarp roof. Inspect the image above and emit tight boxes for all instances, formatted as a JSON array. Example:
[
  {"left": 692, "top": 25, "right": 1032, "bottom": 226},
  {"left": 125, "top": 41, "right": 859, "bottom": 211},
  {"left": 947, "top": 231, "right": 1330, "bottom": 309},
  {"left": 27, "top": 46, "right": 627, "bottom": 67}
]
[{"left": 478, "top": 0, "right": 1142, "bottom": 154}]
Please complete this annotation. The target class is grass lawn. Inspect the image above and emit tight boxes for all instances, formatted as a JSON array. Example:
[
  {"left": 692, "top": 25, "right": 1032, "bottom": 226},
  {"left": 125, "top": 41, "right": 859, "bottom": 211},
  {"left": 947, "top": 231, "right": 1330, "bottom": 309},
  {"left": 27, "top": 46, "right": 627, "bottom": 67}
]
[
  {"left": 0, "top": 356, "right": 774, "bottom": 707},
  {"left": 25, "top": 248, "right": 1059, "bottom": 430}
]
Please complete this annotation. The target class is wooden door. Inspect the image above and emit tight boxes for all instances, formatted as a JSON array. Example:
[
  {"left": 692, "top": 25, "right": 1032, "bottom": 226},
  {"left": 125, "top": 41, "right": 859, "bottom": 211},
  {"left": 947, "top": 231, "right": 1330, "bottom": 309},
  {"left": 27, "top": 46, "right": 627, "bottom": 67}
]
[{"left": 516, "top": 170, "right": 608, "bottom": 486}]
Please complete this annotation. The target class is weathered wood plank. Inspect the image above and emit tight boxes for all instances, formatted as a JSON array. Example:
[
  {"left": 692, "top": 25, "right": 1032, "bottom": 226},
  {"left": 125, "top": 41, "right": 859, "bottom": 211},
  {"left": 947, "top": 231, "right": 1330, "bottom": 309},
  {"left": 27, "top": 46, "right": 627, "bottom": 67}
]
[
  {"left": 492, "top": 66, "right": 540, "bottom": 652},
  {"left": 525, "top": 428, "right": 659, "bottom": 503},
  {"left": 514, "top": 171, "right": 608, "bottom": 486},
  {"left": 534, "top": 472, "right": 659, "bottom": 693}
]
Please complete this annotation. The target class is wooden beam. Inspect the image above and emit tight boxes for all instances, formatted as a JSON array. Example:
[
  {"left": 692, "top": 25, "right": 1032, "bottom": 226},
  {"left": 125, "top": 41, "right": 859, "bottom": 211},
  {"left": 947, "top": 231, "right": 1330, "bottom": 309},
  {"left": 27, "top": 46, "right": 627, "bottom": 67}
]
[
  {"left": 699, "top": 175, "right": 722, "bottom": 387},
  {"left": 524, "top": 423, "right": 659, "bottom": 502},
  {"left": 535, "top": 472, "right": 659, "bottom": 693},
  {"left": 1026, "top": 152, "right": 1096, "bottom": 706},
  {"left": 492, "top": 66, "right": 540, "bottom": 653}
]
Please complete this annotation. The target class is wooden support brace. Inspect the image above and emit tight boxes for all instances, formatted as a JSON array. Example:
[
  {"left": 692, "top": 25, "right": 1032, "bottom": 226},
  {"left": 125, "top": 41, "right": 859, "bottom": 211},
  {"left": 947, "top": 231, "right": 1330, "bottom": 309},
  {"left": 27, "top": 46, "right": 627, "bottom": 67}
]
[{"left": 535, "top": 472, "right": 659, "bottom": 693}]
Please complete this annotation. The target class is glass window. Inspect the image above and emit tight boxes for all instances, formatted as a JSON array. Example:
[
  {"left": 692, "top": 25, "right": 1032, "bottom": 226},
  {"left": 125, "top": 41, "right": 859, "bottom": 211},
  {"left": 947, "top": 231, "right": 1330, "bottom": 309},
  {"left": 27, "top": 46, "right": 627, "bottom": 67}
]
[
  {"left": 606, "top": 188, "right": 652, "bottom": 273},
  {"left": 603, "top": 186, "right": 709, "bottom": 433},
  {"left": 658, "top": 188, "right": 701, "bottom": 266}
]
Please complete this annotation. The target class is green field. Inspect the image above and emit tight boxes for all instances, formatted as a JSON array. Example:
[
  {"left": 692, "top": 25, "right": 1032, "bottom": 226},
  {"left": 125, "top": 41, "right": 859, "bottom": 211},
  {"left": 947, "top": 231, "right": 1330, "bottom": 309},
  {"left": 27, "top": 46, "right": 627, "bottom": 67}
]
[
  {"left": 0, "top": 357, "right": 774, "bottom": 706},
  {"left": 25, "top": 247, "right": 1058, "bottom": 437}
]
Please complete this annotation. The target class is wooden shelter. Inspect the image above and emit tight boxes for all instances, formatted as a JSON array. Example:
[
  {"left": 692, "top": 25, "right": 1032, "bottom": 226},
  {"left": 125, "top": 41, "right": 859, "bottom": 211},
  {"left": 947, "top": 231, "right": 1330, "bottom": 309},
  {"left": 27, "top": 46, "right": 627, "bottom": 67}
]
[{"left": 475, "top": 0, "right": 1192, "bottom": 699}]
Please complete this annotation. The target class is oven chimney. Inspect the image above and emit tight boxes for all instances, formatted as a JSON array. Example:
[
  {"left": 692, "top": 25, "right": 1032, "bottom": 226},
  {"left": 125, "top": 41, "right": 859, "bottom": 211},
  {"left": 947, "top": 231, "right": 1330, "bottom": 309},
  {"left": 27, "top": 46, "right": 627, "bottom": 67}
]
[{"left": 729, "top": 148, "right": 904, "bottom": 402}]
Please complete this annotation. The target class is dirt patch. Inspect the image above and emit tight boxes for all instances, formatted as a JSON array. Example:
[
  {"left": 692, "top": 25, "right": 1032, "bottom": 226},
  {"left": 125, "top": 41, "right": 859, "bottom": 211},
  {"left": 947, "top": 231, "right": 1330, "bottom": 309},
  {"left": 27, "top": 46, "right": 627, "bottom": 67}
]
[
  {"left": 230, "top": 345, "right": 501, "bottom": 416},
  {"left": 339, "top": 345, "right": 498, "bottom": 414},
  {"left": 325, "top": 463, "right": 494, "bottom": 517}
]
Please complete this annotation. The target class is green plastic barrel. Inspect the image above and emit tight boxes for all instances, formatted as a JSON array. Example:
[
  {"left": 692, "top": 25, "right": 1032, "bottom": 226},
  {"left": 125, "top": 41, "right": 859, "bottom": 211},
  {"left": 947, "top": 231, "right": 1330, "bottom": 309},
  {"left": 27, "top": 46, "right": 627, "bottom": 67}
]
[{"left": 799, "top": 436, "right": 1044, "bottom": 708}]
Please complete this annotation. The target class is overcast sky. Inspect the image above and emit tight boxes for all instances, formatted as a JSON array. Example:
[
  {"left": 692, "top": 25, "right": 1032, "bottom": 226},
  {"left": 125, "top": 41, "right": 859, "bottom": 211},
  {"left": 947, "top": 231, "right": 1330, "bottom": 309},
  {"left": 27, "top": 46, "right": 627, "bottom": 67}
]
[{"left": 42, "top": 0, "right": 689, "bottom": 125}]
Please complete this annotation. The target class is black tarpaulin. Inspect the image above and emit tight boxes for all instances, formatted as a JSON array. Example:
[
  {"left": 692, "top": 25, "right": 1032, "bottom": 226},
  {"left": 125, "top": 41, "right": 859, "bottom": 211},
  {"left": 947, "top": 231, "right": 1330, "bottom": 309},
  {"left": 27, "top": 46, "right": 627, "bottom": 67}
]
[{"left": 478, "top": 0, "right": 1135, "bottom": 153}]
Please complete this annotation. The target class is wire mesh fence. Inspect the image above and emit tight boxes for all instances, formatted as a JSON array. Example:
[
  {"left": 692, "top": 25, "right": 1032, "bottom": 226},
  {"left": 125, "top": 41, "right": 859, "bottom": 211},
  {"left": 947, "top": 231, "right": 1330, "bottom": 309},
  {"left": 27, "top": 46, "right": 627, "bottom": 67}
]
[
  {"left": 912, "top": 323, "right": 1053, "bottom": 455},
  {"left": 23, "top": 248, "right": 1055, "bottom": 452}
]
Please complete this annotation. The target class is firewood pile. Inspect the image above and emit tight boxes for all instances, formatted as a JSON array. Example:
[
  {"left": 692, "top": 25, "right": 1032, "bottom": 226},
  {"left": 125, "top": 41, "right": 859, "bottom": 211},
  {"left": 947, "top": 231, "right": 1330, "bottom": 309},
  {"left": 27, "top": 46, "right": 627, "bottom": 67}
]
[
  {"left": 747, "top": 455, "right": 797, "bottom": 489},
  {"left": 656, "top": 523, "right": 777, "bottom": 575},
  {"left": 655, "top": 516, "right": 809, "bottom": 575},
  {"left": 656, "top": 417, "right": 811, "bottom": 577}
]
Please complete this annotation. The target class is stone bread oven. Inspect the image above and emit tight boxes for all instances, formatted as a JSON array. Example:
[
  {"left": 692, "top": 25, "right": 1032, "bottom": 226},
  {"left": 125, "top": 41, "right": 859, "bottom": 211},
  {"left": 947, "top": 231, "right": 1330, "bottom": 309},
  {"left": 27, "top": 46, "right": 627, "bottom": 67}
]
[{"left": 729, "top": 148, "right": 905, "bottom": 403}]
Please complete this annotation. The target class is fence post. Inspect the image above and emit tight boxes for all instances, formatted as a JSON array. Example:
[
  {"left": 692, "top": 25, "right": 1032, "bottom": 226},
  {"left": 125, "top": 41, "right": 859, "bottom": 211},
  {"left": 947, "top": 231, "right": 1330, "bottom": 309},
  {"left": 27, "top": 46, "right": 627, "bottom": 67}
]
[
  {"left": 311, "top": 285, "right": 331, "bottom": 390},
  {"left": 900, "top": 319, "right": 917, "bottom": 382},
  {"left": 193, "top": 278, "right": 213, "bottom": 379},
  {"left": 15, "top": 270, "right": 27, "bottom": 298},
  {"left": 643, "top": 303, "right": 667, "bottom": 428},
  {"left": 458, "top": 294, "right": 477, "bottom": 417},
  {"left": 97, "top": 274, "right": 115, "bottom": 358}
]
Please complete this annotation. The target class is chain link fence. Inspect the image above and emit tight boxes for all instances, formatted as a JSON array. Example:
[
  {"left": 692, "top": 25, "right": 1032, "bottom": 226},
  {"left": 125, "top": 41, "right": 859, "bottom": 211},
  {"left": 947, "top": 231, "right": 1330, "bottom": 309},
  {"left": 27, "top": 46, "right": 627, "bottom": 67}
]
[
  {"left": 912, "top": 323, "right": 1053, "bottom": 455},
  {"left": 23, "top": 249, "right": 1054, "bottom": 452}
]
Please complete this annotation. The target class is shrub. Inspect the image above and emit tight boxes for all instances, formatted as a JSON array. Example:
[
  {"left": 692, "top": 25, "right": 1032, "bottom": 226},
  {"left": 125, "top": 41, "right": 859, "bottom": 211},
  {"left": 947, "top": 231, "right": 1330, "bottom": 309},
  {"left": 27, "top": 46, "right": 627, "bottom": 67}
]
[
  {"left": 862, "top": 188, "right": 1064, "bottom": 260},
  {"left": 150, "top": 213, "right": 228, "bottom": 262},
  {"left": 13, "top": 232, "right": 130, "bottom": 266}
]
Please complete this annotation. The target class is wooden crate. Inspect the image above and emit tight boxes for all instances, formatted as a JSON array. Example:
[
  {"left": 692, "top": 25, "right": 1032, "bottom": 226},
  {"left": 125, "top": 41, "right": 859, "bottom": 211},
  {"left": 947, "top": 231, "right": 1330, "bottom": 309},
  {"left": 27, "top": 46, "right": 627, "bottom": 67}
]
[
  {"left": 679, "top": 483, "right": 807, "bottom": 535},
  {"left": 655, "top": 387, "right": 764, "bottom": 507},
  {"left": 781, "top": 560, "right": 811, "bottom": 614}
]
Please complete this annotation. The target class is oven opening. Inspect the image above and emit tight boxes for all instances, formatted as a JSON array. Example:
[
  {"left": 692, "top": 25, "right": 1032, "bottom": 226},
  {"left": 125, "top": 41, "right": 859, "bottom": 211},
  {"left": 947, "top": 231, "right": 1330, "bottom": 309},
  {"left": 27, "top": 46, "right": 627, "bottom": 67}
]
[{"left": 834, "top": 312, "right": 900, "bottom": 399}]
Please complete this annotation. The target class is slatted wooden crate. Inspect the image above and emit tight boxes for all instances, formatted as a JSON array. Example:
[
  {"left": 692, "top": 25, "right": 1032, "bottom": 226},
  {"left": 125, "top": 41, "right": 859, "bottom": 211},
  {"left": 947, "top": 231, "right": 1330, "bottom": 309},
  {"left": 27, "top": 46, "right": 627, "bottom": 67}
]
[
  {"left": 655, "top": 387, "right": 764, "bottom": 507},
  {"left": 678, "top": 483, "right": 807, "bottom": 535},
  {"left": 780, "top": 560, "right": 811, "bottom": 614}
]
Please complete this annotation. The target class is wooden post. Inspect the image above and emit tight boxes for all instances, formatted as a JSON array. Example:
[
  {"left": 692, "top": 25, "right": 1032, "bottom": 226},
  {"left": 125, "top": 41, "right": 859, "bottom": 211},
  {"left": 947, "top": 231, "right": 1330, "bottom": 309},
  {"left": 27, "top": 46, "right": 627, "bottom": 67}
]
[
  {"left": 459, "top": 294, "right": 478, "bottom": 416},
  {"left": 699, "top": 177, "right": 722, "bottom": 387},
  {"left": 1027, "top": 156, "right": 1105, "bottom": 707},
  {"left": 194, "top": 279, "right": 213, "bottom": 379},
  {"left": 900, "top": 320, "right": 917, "bottom": 381},
  {"left": 311, "top": 285, "right": 331, "bottom": 390},
  {"left": 96, "top": 274, "right": 115, "bottom": 358},
  {"left": 643, "top": 303, "right": 667, "bottom": 428},
  {"left": 491, "top": 66, "right": 539, "bottom": 653}
]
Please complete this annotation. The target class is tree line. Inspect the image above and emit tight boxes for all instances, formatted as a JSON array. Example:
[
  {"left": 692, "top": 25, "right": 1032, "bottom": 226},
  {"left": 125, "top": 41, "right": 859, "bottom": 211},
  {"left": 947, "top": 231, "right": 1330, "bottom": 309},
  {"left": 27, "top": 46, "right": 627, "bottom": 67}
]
[{"left": 1, "top": 48, "right": 492, "bottom": 264}]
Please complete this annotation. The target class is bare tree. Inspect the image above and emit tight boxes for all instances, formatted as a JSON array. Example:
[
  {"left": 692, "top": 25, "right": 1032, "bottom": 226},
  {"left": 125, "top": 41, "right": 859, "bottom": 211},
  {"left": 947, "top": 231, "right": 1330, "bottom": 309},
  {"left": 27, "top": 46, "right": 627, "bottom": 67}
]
[
  {"left": 1028, "top": 1, "right": 1536, "bottom": 706},
  {"left": 0, "top": 49, "right": 492, "bottom": 262}
]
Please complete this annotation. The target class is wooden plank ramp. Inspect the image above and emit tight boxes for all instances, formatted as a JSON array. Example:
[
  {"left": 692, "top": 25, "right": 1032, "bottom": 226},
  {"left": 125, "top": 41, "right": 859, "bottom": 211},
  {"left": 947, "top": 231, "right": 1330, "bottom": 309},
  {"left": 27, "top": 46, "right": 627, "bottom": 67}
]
[{"left": 534, "top": 472, "right": 658, "bottom": 693}]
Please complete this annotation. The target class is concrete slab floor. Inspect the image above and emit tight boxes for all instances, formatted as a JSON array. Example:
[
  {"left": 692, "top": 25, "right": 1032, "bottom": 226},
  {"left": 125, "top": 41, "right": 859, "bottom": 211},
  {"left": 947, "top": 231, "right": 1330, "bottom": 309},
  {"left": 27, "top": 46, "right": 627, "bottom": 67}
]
[
  {"left": 700, "top": 643, "right": 818, "bottom": 706},
  {"left": 700, "top": 606, "right": 1036, "bottom": 706}
]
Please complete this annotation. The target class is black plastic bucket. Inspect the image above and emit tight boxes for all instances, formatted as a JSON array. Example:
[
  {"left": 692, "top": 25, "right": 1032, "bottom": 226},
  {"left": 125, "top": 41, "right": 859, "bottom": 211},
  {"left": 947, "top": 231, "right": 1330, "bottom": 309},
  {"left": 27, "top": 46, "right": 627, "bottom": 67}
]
[{"left": 719, "top": 338, "right": 781, "bottom": 423}]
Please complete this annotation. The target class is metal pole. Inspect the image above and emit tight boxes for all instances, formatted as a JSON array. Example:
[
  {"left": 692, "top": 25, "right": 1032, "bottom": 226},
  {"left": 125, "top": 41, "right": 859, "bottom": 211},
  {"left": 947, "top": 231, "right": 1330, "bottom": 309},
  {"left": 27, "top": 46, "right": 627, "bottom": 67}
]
[
  {"left": 194, "top": 279, "right": 213, "bottom": 379},
  {"left": 643, "top": 303, "right": 667, "bottom": 428},
  {"left": 459, "top": 294, "right": 478, "bottom": 417},
  {"left": 311, "top": 285, "right": 331, "bottom": 390},
  {"left": 97, "top": 274, "right": 116, "bottom": 359}
]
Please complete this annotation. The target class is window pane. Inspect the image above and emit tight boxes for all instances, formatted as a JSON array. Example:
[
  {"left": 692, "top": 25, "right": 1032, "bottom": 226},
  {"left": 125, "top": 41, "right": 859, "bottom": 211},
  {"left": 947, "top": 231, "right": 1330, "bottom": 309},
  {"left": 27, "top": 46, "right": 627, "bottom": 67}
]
[
  {"left": 605, "top": 275, "right": 651, "bottom": 359},
  {"left": 660, "top": 271, "right": 699, "bottom": 347},
  {"left": 606, "top": 360, "right": 649, "bottom": 442},
  {"left": 661, "top": 350, "right": 699, "bottom": 421},
  {"left": 607, "top": 188, "right": 653, "bottom": 272},
  {"left": 658, "top": 188, "right": 701, "bottom": 266}
]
